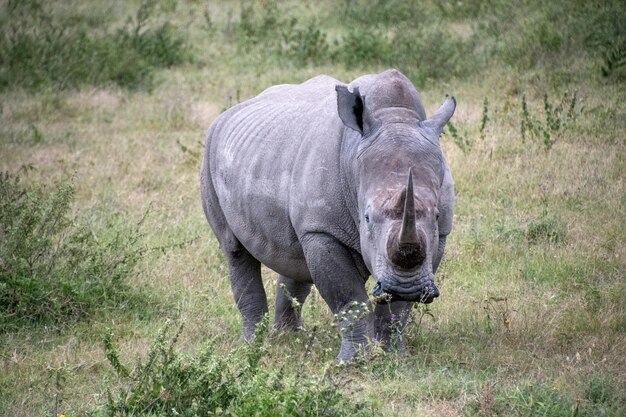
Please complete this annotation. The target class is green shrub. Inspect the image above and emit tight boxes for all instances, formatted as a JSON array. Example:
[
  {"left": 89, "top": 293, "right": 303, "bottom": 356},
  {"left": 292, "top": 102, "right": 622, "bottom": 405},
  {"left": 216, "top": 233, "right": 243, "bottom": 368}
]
[
  {"left": 434, "top": 0, "right": 489, "bottom": 20},
  {"left": 601, "top": 41, "right": 626, "bottom": 79},
  {"left": 580, "top": 2, "right": 626, "bottom": 79},
  {"left": 585, "top": 374, "right": 621, "bottom": 406},
  {"left": 236, "top": 0, "right": 281, "bottom": 46},
  {"left": 0, "top": 172, "right": 145, "bottom": 330},
  {"left": 526, "top": 211, "right": 566, "bottom": 245},
  {"left": 494, "top": 19, "right": 563, "bottom": 71},
  {"left": 234, "top": 1, "right": 330, "bottom": 67},
  {"left": 520, "top": 92, "right": 578, "bottom": 150},
  {"left": 97, "top": 320, "right": 376, "bottom": 417},
  {"left": 333, "top": 4, "right": 474, "bottom": 82},
  {"left": 281, "top": 18, "right": 330, "bottom": 66},
  {"left": 525, "top": 197, "right": 566, "bottom": 246},
  {"left": 476, "top": 1, "right": 626, "bottom": 78},
  {"left": 343, "top": 0, "right": 421, "bottom": 27},
  {"left": 445, "top": 121, "right": 473, "bottom": 153},
  {"left": 0, "top": 0, "right": 191, "bottom": 91},
  {"left": 335, "top": 27, "right": 392, "bottom": 68},
  {"left": 391, "top": 23, "right": 472, "bottom": 84},
  {"left": 227, "top": 0, "right": 625, "bottom": 81}
]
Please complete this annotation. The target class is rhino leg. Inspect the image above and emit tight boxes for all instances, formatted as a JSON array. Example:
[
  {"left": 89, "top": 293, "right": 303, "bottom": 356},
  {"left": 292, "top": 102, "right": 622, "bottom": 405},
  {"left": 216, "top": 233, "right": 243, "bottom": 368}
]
[
  {"left": 201, "top": 160, "right": 268, "bottom": 340},
  {"left": 301, "top": 233, "right": 371, "bottom": 362},
  {"left": 225, "top": 245, "right": 268, "bottom": 341},
  {"left": 373, "top": 300, "right": 414, "bottom": 352},
  {"left": 207, "top": 224, "right": 268, "bottom": 340},
  {"left": 273, "top": 275, "right": 312, "bottom": 331}
]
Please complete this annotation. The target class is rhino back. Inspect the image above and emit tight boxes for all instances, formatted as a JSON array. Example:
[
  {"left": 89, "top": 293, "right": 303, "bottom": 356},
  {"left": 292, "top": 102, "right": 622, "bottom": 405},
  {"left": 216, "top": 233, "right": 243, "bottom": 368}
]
[{"left": 205, "top": 75, "right": 355, "bottom": 279}]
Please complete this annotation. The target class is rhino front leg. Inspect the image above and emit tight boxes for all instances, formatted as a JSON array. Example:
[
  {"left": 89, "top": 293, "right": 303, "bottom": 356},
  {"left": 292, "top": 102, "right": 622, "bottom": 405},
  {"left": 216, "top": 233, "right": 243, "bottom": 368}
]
[
  {"left": 301, "top": 233, "right": 371, "bottom": 362},
  {"left": 274, "top": 275, "right": 312, "bottom": 331},
  {"left": 373, "top": 300, "right": 414, "bottom": 352},
  {"left": 226, "top": 245, "right": 268, "bottom": 341}
]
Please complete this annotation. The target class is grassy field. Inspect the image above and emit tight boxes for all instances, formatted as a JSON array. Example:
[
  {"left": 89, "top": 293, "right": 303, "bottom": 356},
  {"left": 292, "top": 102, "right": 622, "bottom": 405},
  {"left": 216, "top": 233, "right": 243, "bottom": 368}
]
[{"left": 1, "top": 0, "right": 625, "bottom": 416}]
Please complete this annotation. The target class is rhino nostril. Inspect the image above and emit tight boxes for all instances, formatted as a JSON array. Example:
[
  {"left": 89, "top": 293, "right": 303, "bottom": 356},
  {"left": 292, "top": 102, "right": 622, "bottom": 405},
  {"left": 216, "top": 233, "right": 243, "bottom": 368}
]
[
  {"left": 387, "top": 241, "right": 425, "bottom": 269},
  {"left": 386, "top": 221, "right": 427, "bottom": 269}
]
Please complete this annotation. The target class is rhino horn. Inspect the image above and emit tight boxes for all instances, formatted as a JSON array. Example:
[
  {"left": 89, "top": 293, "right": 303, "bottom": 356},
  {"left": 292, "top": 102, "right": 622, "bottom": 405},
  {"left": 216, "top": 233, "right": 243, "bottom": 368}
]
[{"left": 399, "top": 169, "right": 418, "bottom": 245}]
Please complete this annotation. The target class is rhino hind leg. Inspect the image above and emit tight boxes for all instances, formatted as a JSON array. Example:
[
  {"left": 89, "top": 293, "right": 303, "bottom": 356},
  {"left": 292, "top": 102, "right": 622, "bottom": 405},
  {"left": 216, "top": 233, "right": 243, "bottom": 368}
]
[
  {"left": 201, "top": 141, "right": 269, "bottom": 340},
  {"left": 200, "top": 164, "right": 268, "bottom": 340},
  {"left": 203, "top": 200, "right": 268, "bottom": 340},
  {"left": 273, "top": 275, "right": 312, "bottom": 331},
  {"left": 225, "top": 244, "right": 268, "bottom": 340}
]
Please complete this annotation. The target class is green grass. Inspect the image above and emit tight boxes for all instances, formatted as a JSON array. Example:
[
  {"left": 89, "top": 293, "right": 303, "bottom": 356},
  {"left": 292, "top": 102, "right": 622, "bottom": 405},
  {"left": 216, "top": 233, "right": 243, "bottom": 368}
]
[
  {"left": 0, "top": 172, "right": 154, "bottom": 331},
  {"left": 0, "top": 0, "right": 191, "bottom": 90},
  {"left": 1, "top": 0, "right": 625, "bottom": 416},
  {"left": 95, "top": 320, "right": 375, "bottom": 416}
]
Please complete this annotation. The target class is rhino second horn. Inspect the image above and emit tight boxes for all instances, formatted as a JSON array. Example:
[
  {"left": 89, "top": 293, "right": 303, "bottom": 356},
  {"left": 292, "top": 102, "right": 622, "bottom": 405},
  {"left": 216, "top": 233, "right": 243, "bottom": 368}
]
[{"left": 399, "top": 169, "right": 418, "bottom": 245}]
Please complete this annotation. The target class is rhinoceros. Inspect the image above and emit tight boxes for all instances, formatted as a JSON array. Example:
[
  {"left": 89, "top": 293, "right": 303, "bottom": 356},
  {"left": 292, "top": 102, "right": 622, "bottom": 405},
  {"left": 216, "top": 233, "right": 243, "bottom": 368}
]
[{"left": 200, "top": 69, "right": 455, "bottom": 361}]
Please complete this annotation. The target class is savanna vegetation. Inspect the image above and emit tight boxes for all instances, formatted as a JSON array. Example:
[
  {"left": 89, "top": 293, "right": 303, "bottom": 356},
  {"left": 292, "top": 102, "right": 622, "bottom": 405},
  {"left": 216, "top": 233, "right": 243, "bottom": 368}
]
[{"left": 1, "top": 0, "right": 625, "bottom": 416}]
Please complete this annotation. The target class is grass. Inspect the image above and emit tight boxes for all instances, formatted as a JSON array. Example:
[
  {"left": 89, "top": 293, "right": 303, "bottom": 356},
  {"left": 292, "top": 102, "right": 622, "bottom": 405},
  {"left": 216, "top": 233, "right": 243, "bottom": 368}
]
[
  {"left": 0, "top": 172, "right": 151, "bottom": 331},
  {"left": 1, "top": 0, "right": 625, "bottom": 416},
  {"left": 0, "top": 0, "right": 191, "bottom": 91}
]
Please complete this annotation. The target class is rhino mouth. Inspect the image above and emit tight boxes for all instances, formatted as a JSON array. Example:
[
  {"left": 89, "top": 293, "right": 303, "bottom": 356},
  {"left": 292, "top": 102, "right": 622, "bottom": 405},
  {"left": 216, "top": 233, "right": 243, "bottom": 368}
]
[{"left": 372, "top": 271, "right": 439, "bottom": 303}]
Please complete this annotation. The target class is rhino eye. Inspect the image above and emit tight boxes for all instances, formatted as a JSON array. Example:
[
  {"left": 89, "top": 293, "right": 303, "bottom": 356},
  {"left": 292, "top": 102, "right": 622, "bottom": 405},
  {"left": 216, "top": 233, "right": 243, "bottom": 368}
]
[{"left": 364, "top": 213, "right": 370, "bottom": 223}]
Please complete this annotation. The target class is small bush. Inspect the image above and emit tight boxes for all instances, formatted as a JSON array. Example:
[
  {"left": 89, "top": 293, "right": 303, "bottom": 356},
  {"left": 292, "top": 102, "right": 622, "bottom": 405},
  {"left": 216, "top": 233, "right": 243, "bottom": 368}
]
[
  {"left": 0, "top": 172, "right": 145, "bottom": 330},
  {"left": 526, "top": 199, "right": 566, "bottom": 245},
  {"left": 391, "top": 24, "right": 472, "bottom": 84},
  {"left": 234, "top": 0, "right": 282, "bottom": 52},
  {"left": 585, "top": 374, "right": 621, "bottom": 406},
  {"left": 520, "top": 92, "right": 578, "bottom": 150},
  {"left": 343, "top": 0, "right": 420, "bottom": 26},
  {"left": 335, "top": 28, "right": 392, "bottom": 68},
  {"left": 495, "top": 19, "right": 563, "bottom": 71},
  {"left": 434, "top": 0, "right": 488, "bottom": 20},
  {"left": 334, "top": 7, "right": 473, "bottom": 82},
  {"left": 580, "top": 2, "right": 626, "bottom": 79},
  {"left": 97, "top": 320, "right": 375, "bottom": 417},
  {"left": 477, "top": 1, "right": 626, "bottom": 78},
  {"left": 227, "top": 0, "right": 625, "bottom": 82},
  {"left": 445, "top": 121, "right": 473, "bottom": 153},
  {"left": 0, "top": 0, "right": 191, "bottom": 91},
  {"left": 281, "top": 18, "right": 330, "bottom": 66},
  {"left": 234, "top": 1, "right": 330, "bottom": 67}
]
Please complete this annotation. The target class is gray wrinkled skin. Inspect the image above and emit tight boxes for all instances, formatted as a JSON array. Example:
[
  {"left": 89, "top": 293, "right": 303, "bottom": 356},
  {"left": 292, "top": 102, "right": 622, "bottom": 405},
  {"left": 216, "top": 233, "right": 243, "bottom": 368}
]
[{"left": 200, "top": 69, "right": 455, "bottom": 362}]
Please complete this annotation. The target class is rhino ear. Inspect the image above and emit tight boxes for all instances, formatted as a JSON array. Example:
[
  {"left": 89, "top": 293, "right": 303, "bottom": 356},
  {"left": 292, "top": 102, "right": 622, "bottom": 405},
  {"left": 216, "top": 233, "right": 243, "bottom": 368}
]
[
  {"left": 421, "top": 95, "right": 456, "bottom": 138},
  {"left": 336, "top": 85, "right": 365, "bottom": 134}
]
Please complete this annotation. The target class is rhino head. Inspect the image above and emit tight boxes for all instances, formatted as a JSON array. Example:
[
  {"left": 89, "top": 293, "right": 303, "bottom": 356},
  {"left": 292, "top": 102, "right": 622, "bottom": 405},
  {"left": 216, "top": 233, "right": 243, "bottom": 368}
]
[{"left": 336, "top": 70, "right": 455, "bottom": 303}]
